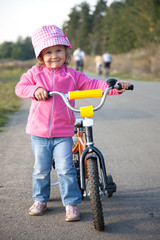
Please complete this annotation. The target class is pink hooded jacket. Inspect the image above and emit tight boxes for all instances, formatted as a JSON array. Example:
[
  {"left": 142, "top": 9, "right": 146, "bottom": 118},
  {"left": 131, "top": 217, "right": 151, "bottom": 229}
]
[{"left": 15, "top": 64, "right": 119, "bottom": 138}]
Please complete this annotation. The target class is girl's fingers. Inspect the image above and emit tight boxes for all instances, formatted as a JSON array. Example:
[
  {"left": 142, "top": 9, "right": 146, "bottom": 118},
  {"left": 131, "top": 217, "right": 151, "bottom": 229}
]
[
  {"left": 35, "top": 89, "right": 48, "bottom": 100},
  {"left": 118, "top": 81, "right": 131, "bottom": 89}
]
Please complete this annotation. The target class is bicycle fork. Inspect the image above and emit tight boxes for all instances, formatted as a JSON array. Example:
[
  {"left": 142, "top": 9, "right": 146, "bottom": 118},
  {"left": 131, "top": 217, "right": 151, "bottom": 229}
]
[{"left": 80, "top": 122, "right": 108, "bottom": 192}]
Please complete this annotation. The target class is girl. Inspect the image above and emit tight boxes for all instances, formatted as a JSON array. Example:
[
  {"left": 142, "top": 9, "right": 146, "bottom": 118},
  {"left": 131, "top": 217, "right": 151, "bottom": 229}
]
[{"left": 15, "top": 25, "right": 131, "bottom": 222}]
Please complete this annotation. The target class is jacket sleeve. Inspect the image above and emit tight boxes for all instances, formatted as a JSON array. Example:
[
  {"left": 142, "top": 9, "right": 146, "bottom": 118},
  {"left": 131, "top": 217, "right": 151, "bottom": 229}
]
[
  {"left": 75, "top": 72, "right": 120, "bottom": 95},
  {"left": 15, "top": 68, "right": 44, "bottom": 99}
]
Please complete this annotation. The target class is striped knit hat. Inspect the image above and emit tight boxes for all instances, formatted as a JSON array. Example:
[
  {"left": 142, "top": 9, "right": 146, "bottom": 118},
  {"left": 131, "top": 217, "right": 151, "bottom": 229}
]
[{"left": 31, "top": 25, "right": 72, "bottom": 58}]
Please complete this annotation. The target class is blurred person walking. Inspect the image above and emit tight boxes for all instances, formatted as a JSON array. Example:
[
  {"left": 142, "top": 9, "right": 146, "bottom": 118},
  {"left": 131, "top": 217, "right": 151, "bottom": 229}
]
[
  {"left": 73, "top": 47, "right": 86, "bottom": 72},
  {"left": 94, "top": 55, "right": 104, "bottom": 75},
  {"left": 102, "top": 51, "right": 112, "bottom": 77}
]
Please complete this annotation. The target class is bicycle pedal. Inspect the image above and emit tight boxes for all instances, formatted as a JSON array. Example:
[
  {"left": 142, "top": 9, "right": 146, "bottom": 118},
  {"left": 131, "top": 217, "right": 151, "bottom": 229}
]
[{"left": 106, "top": 183, "right": 117, "bottom": 193}]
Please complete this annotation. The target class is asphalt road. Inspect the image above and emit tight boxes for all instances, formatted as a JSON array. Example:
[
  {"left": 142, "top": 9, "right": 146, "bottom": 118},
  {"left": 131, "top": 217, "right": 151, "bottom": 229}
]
[{"left": 0, "top": 75, "right": 160, "bottom": 240}]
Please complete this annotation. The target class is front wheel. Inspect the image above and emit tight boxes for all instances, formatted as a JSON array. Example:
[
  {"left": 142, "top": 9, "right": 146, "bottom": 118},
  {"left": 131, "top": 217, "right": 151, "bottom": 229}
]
[{"left": 87, "top": 157, "right": 105, "bottom": 231}]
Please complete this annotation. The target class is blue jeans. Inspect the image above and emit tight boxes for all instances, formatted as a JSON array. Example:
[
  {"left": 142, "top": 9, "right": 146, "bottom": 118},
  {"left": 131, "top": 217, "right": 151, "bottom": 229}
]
[{"left": 31, "top": 136, "right": 82, "bottom": 206}]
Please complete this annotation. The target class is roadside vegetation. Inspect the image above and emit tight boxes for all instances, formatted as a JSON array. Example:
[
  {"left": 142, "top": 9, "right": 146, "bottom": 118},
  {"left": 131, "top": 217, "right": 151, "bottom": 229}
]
[
  {"left": 0, "top": 68, "right": 26, "bottom": 131},
  {"left": 83, "top": 44, "right": 160, "bottom": 82}
]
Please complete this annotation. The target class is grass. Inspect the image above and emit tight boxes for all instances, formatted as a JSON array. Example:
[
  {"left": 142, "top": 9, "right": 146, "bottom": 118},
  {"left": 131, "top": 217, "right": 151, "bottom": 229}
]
[
  {"left": 0, "top": 68, "right": 26, "bottom": 131},
  {"left": 109, "top": 72, "right": 160, "bottom": 82}
]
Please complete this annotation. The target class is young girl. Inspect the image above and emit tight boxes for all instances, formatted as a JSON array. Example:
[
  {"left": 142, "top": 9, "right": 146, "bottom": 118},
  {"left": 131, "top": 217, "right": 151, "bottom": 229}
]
[{"left": 15, "top": 25, "right": 131, "bottom": 222}]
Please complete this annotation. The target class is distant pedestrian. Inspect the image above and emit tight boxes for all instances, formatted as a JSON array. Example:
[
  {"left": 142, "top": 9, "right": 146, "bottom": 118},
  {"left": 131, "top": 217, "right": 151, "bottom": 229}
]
[
  {"left": 102, "top": 51, "right": 112, "bottom": 76},
  {"left": 73, "top": 47, "right": 86, "bottom": 72},
  {"left": 94, "top": 55, "right": 104, "bottom": 75}
]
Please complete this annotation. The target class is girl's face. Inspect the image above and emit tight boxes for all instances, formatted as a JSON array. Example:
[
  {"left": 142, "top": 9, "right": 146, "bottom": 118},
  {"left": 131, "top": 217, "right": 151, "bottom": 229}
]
[{"left": 40, "top": 45, "right": 66, "bottom": 69}]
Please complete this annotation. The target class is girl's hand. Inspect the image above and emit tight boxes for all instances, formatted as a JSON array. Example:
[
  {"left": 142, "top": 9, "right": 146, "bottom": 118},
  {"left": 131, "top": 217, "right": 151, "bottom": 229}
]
[
  {"left": 34, "top": 88, "right": 48, "bottom": 101},
  {"left": 117, "top": 80, "right": 131, "bottom": 92}
]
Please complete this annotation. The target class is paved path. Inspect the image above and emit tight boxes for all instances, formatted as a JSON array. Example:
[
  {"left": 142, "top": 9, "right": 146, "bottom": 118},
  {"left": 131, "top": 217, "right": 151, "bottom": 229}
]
[{"left": 0, "top": 76, "right": 160, "bottom": 240}]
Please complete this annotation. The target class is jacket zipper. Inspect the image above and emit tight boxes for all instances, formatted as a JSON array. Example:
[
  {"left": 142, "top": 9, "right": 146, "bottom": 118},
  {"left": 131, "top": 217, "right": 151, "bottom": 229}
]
[{"left": 49, "top": 70, "right": 55, "bottom": 138}]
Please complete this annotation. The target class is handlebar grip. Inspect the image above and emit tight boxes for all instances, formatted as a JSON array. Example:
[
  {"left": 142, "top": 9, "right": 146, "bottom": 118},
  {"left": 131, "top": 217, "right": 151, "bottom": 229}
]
[
  {"left": 47, "top": 91, "right": 51, "bottom": 97},
  {"left": 68, "top": 89, "right": 103, "bottom": 100},
  {"left": 117, "top": 83, "right": 134, "bottom": 91},
  {"left": 128, "top": 85, "right": 134, "bottom": 90}
]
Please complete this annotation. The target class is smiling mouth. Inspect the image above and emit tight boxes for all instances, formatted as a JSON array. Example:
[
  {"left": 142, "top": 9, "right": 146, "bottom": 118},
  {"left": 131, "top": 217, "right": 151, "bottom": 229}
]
[{"left": 51, "top": 60, "right": 60, "bottom": 63}]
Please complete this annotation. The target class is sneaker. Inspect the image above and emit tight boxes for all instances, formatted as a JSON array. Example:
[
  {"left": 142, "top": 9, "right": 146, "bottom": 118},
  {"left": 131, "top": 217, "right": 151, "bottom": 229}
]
[
  {"left": 65, "top": 205, "right": 80, "bottom": 222},
  {"left": 29, "top": 201, "right": 47, "bottom": 216}
]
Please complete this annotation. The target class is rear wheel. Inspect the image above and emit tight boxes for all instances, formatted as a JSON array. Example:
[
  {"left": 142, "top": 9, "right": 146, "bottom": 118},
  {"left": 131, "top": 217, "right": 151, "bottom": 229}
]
[{"left": 87, "top": 157, "right": 105, "bottom": 231}]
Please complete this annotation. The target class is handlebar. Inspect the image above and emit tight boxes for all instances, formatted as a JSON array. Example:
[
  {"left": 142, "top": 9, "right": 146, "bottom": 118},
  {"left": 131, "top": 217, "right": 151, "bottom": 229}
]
[
  {"left": 107, "top": 78, "right": 134, "bottom": 90},
  {"left": 117, "top": 83, "right": 134, "bottom": 91},
  {"left": 48, "top": 78, "right": 134, "bottom": 116}
]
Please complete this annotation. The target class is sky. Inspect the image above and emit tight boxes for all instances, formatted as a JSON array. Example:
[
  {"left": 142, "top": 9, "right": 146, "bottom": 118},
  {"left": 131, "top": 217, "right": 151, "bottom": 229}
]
[{"left": 0, "top": 0, "right": 115, "bottom": 44}]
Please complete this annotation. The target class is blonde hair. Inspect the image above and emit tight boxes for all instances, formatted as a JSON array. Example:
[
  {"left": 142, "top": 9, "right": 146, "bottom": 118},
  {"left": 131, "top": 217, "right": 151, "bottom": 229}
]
[{"left": 37, "top": 46, "right": 71, "bottom": 68}]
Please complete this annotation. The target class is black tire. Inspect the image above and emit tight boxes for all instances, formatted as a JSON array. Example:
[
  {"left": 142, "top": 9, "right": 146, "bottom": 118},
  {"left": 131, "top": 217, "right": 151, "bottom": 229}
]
[{"left": 87, "top": 157, "right": 105, "bottom": 231}]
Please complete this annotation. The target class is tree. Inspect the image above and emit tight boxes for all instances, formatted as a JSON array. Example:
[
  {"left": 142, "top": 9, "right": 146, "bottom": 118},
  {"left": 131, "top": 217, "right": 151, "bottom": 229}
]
[
  {"left": 63, "top": 6, "right": 80, "bottom": 49},
  {"left": 63, "top": 0, "right": 160, "bottom": 54},
  {"left": 76, "top": 2, "right": 93, "bottom": 53},
  {"left": 91, "top": 0, "right": 107, "bottom": 54},
  {"left": 22, "top": 37, "right": 35, "bottom": 60},
  {"left": 0, "top": 42, "right": 14, "bottom": 59}
]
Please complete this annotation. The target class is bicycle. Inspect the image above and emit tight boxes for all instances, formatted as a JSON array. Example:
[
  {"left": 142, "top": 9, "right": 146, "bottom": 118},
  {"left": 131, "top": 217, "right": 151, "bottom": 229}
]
[{"left": 49, "top": 78, "right": 134, "bottom": 231}]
